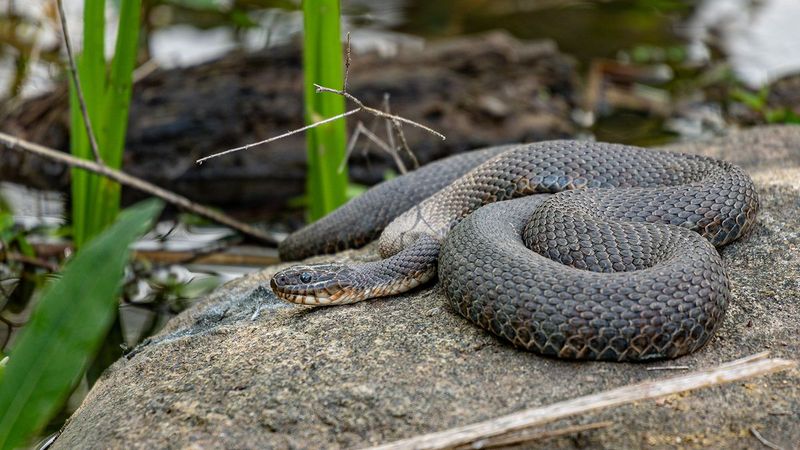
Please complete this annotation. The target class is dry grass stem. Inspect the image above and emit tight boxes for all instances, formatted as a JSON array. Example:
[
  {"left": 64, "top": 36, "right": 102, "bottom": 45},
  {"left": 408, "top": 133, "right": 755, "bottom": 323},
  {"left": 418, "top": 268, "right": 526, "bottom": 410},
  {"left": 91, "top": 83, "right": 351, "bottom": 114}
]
[
  {"left": 367, "top": 352, "right": 796, "bottom": 450},
  {"left": 0, "top": 131, "right": 278, "bottom": 244},
  {"left": 56, "top": 0, "right": 102, "bottom": 163}
]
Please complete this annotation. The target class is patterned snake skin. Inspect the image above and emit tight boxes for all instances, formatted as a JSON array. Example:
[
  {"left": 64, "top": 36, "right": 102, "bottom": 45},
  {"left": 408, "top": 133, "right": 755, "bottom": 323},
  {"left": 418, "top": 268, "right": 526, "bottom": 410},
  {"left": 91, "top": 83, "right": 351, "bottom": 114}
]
[{"left": 271, "top": 141, "right": 760, "bottom": 361}]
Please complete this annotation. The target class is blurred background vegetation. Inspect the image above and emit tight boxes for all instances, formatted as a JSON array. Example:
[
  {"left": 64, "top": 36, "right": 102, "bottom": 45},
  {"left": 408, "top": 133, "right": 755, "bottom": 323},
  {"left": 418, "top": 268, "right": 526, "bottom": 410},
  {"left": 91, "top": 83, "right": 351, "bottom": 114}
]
[{"left": 0, "top": 0, "right": 799, "bottom": 447}]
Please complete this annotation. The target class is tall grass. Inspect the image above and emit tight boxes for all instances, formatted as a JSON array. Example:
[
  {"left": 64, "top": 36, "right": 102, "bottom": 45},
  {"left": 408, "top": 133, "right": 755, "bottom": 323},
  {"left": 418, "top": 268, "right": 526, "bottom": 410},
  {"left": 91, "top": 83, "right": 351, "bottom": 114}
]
[
  {"left": 70, "top": 0, "right": 141, "bottom": 247},
  {"left": 302, "top": 0, "right": 348, "bottom": 221}
]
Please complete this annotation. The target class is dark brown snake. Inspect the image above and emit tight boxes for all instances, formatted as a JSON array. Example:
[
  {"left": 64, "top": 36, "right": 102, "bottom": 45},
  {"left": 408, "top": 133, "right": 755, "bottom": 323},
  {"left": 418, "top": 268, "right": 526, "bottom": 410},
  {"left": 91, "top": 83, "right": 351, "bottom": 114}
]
[{"left": 271, "top": 141, "right": 759, "bottom": 361}]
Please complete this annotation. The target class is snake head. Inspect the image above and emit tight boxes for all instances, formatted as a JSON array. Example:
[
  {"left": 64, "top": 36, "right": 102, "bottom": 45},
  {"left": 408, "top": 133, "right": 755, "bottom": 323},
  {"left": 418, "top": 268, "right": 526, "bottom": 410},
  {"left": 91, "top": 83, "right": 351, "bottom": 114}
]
[{"left": 270, "top": 263, "right": 363, "bottom": 305}]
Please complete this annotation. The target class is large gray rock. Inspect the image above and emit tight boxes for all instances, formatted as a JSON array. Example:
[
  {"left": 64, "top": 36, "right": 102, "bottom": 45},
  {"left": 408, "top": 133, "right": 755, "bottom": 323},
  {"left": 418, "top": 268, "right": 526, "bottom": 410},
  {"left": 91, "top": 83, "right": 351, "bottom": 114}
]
[{"left": 55, "top": 126, "right": 800, "bottom": 449}]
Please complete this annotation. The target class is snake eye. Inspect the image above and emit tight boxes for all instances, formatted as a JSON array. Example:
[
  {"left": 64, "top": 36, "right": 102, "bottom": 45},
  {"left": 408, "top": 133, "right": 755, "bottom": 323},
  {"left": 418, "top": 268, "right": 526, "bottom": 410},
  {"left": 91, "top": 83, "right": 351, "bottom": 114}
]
[{"left": 299, "top": 272, "right": 312, "bottom": 283}]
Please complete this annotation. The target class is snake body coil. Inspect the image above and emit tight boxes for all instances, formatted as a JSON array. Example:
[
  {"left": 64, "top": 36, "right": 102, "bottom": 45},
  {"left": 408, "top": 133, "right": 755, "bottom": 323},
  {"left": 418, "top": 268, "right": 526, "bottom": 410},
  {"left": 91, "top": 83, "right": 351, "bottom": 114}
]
[{"left": 272, "top": 141, "right": 759, "bottom": 361}]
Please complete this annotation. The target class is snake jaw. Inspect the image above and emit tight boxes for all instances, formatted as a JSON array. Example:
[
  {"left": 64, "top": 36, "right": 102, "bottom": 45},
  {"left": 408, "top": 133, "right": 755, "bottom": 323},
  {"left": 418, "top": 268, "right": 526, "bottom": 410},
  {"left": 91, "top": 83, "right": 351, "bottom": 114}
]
[{"left": 270, "top": 263, "right": 361, "bottom": 305}]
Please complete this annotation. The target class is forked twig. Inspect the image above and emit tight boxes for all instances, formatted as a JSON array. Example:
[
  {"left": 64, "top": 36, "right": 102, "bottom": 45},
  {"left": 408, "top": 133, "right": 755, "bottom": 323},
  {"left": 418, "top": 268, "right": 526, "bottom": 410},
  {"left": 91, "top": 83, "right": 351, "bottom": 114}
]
[
  {"left": 195, "top": 35, "right": 442, "bottom": 173},
  {"left": 314, "top": 84, "right": 445, "bottom": 141},
  {"left": 340, "top": 122, "right": 407, "bottom": 174}
]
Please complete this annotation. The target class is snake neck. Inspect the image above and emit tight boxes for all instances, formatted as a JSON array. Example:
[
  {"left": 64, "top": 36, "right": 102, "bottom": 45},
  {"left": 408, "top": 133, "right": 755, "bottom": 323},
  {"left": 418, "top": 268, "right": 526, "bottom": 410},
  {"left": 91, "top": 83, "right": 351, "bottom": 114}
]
[{"left": 351, "top": 234, "right": 442, "bottom": 301}]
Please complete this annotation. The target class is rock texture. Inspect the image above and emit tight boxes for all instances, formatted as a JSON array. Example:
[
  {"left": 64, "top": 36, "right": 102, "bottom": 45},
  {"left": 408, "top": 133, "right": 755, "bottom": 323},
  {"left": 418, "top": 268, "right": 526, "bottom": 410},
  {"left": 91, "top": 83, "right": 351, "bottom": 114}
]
[{"left": 55, "top": 126, "right": 800, "bottom": 449}]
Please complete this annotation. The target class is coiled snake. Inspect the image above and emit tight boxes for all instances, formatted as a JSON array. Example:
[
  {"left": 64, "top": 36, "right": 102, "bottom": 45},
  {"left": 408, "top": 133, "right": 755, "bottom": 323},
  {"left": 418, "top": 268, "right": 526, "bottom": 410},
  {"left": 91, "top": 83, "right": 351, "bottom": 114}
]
[{"left": 271, "top": 141, "right": 759, "bottom": 361}]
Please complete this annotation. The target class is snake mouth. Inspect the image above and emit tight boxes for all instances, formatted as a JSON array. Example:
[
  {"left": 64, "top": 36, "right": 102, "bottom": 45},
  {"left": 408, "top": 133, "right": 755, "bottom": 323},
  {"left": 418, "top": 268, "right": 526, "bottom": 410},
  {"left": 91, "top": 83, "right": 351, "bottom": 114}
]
[
  {"left": 271, "top": 288, "right": 337, "bottom": 305},
  {"left": 270, "top": 263, "right": 361, "bottom": 306}
]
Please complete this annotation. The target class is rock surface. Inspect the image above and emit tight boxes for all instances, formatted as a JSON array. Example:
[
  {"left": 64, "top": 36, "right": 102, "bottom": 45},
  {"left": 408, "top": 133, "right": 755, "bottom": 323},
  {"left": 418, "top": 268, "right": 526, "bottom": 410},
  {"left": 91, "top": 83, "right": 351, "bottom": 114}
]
[{"left": 55, "top": 126, "right": 799, "bottom": 449}]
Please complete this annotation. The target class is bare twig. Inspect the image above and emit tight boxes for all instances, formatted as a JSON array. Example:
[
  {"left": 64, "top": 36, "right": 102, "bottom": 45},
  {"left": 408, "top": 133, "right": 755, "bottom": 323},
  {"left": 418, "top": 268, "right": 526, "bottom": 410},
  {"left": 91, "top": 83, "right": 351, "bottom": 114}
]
[
  {"left": 314, "top": 84, "right": 446, "bottom": 141},
  {"left": 459, "top": 421, "right": 612, "bottom": 450},
  {"left": 0, "top": 132, "right": 278, "bottom": 244},
  {"left": 344, "top": 32, "right": 351, "bottom": 92},
  {"left": 132, "top": 59, "right": 159, "bottom": 83},
  {"left": 367, "top": 352, "right": 796, "bottom": 450},
  {"left": 0, "top": 251, "right": 60, "bottom": 272},
  {"left": 195, "top": 108, "right": 361, "bottom": 164},
  {"left": 750, "top": 427, "right": 784, "bottom": 450},
  {"left": 56, "top": 0, "right": 102, "bottom": 163},
  {"left": 339, "top": 122, "right": 407, "bottom": 174},
  {"left": 382, "top": 93, "right": 419, "bottom": 170},
  {"left": 382, "top": 95, "right": 398, "bottom": 157}
]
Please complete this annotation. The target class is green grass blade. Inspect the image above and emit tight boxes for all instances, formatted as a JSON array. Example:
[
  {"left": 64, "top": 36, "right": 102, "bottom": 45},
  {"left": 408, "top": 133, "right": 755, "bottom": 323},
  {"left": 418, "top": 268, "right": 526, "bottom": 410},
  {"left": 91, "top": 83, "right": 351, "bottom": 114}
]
[
  {"left": 302, "top": 0, "right": 348, "bottom": 221},
  {"left": 0, "top": 199, "right": 163, "bottom": 450},
  {"left": 70, "top": 0, "right": 108, "bottom": 248},
  {"left": 96, "top": 0, "right": 142, "bottom": 231}
]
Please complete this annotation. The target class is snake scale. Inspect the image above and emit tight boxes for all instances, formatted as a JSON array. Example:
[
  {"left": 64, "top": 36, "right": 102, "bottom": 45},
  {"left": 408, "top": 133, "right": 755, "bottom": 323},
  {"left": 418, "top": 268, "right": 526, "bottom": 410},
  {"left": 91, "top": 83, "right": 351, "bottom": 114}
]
[{"left": 272, "top": 141, "right": 759, "bottom": 361}]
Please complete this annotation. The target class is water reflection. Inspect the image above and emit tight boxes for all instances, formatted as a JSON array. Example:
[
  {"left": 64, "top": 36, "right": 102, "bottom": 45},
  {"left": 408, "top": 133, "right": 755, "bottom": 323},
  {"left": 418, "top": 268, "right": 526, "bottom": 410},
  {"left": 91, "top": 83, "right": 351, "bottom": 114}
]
[{"left": 685, "top": 0, "right": 800, "bottom": 88}]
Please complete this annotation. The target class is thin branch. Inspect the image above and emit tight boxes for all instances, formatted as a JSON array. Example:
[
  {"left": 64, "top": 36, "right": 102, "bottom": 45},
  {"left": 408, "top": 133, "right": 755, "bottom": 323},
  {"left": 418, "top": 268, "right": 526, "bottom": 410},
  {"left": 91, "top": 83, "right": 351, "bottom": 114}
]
[
  {"left": 750, "top": 427, "right": 784, "bottom": 450},
  {"left": 383, "top": 94, "right": 397, "bottom": 158},
  {"left": 343, "top": 32, "right": 351, "bottom": 92},
  {"left": 339, "top": 122, "right": 407, "bottom": 175},
  {"left": 359, "top": 125, "right": 407, "bottom": 173},
  {"left": 314, "top": 84, "right": 446, "bottom": 141},
  {"left": 341, "top": 122, "right": 366, "bottom": 173},
  {"left": 382, "top": 93, "right": 419, "bottom": 170},
  {"left": 340, "top": 121, "right": 406, "bottom": 174},
  {"left": 459, "top": 421, "right": 612, "bottom": 450},
  {"left": 0, "top": 132, "right": 278, "bottom": 245},
  {"left": 367, "top": 352, "right": 796, "bottom": 450},
  {"left": 195, "top": 108, "right": 362, "bottom": 164},
  {"left": 0, "top": 250, "right": 60, "bottom": 272},
  {"left": 56, "top": 0, "right": 102, "bottom": 164}
]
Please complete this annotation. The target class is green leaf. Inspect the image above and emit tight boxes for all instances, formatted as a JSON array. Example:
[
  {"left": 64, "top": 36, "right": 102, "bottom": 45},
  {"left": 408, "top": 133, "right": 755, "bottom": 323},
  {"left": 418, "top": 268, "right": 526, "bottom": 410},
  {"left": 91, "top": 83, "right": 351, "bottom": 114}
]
[
  {"left": 0, "top": 356, "right": 7, "bottom": 382},
  {"left": 71, "top": 0, "right": 109, "bottom": 248},
  {"left": 95, "top": 0, "right": 142, "bottom": 235},
  {"left": 0, "top": 199, "right": 163, "bottom": 450}
]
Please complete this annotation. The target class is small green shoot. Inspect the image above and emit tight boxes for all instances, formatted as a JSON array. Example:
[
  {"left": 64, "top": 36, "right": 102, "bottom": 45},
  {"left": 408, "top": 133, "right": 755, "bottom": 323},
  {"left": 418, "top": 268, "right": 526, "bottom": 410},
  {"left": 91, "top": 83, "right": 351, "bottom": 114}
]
[{"left": 302, "top": 0, "right": 349, "bottom": 221}]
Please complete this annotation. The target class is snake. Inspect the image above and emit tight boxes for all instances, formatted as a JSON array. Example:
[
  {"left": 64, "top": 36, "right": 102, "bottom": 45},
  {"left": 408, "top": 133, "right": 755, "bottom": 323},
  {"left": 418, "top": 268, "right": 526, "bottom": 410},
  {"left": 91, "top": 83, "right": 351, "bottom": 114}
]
[{"left": 271, "top": 141, "right": 759, "bottom": 361}]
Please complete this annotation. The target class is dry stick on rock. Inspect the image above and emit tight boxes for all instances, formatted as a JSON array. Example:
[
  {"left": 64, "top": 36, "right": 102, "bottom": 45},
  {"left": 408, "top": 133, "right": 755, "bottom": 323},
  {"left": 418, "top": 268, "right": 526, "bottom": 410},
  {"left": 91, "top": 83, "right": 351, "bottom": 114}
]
[
  {"left": 457, "top": 420, "right": 613, "bottom": 450},
  {"left": 367, "top": 352, "right": 796, "bottom": 450},
  {"left": 0, "top": 132, "right": 278, "bottom": 244},
  {"left": 750, "top": 427, "right": 784, "bottom": 450},
  {"left": 645, "top": 365, "right": 690, "bottom": 371},
  {"left": 55, "top": 0, "right": 102, "bottom": 163}
]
